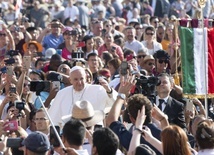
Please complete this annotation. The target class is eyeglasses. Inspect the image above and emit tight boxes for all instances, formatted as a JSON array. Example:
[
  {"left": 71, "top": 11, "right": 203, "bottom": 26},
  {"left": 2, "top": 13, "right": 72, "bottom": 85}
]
[
  {"left": 0, "top": 34, "right": 6, "bottom": 37},
  {"left": 146, "top": 32, "right": 154, "bottom": 36},
  {"left": 148, "top": 62, "right": 155, "bottom": 66},
  {"left": 158, "top": 59, "right": 168, "bottom": 64},
  {"left": 153, "top": 21, "right": 159, "bottom": 23},
  {"left": 63, "top": 31, "right": 72, "bottom": 36},
  {"left": 137, "top": 55, "right": 146, "bottom": 59},
  {"left": 35, "top": 117, "right": 48, "bottom": 121},
  {"left": 92, "top": 20, "right": 101, "bottom": 24},
  {"left": 106, "top": 25, "right": 112, "bottom": 27},
  {"left": 135, "top": 27, "right": 142, "bottom": 30}
]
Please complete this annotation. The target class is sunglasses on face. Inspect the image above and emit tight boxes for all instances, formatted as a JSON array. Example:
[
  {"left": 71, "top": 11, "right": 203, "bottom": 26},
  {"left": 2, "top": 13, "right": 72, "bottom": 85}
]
[
  {"left": 92, "top": 20, "right": 101, "bottom": 24},
  {"left": 158, "top": 59, "right": 168, "bottom": 64},
  {"left": 148, "top": 62, "right": 155, "bottom": 66},
  {"left": 137, "top": 55, "right": 146, "bottom": 59},
  {"left": 51, "top": 24, "right": 60, "bottom": 28},
  {"left": 0, "top": 33, "right": 6, "bottom": 37},
  {"left": 146, "top": 32, "right": 154, "bottom": 36}
]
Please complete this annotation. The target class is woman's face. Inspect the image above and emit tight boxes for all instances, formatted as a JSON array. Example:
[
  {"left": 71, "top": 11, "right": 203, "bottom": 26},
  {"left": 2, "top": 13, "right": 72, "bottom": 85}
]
[
  {"left": 104, "top": 22, "right": 113, "bottom": 32},
  {"left": 156, "top": 58, "right": 168, "bottom": 72},
  {"left": 86, "top": 39, "right": 94, "bottom": 51},
  {"left": 107, "top": 63, "right": 116, "bottom": 75},
  {"left": 23, "top": 80, "right": 30, "bottom": 95},
  {"left": 104, "top": 33, "right": 113, "bottom": 44},
  {"left": 28, "top": 44, "right": 38, "bottom": 54},
  {"left": 166, "top": 25, "right": 174, "bottom": 37},
  {"left": 0, "top": 31, "right": 7, "bottom": 46},
  {"left": 63, "top": 31, "right": 73, "bottom": 42},
  {"left": 8, "top": 106, "right": 19, "bottom": 120},
  {"left": 145, "top": 30, "right": 155, "bottom": 41}
]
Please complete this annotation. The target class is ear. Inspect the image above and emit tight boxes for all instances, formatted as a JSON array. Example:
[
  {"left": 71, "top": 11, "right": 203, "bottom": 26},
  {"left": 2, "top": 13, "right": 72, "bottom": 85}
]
[
  {"left": 129, "top": 115, "right": 136, "bottom": 125},
  {"left": 92, "top": 146, "right": 98, "bottom": 155},
  {"left": 62, "top": 135, "right": 65, "bottom": 143}
]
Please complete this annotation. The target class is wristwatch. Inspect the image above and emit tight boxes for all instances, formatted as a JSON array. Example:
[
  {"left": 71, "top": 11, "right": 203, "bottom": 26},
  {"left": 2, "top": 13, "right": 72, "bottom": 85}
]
[{"left": 117, "top": 93, "right": 126, "bottom": 100}]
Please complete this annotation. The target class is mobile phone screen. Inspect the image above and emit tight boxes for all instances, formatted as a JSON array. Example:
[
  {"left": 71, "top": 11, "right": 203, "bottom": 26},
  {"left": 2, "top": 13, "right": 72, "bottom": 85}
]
[
  {"left": 50, "top": 126, "right": 60, "bottom": 147},
  {"left": 121, "top": 61, "right": 128, "bottom": 76}
]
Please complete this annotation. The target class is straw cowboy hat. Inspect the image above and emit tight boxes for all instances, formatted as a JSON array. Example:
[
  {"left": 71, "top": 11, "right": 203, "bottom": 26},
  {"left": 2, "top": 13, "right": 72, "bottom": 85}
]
[
  {"left": 61, "top": 100, "right": 105, "bottom": 127},
  {"left": 143, "top": 55, "right": 155, "bottom": 63},
  {"left": 23, "top": 41, "right": 43, "bottom": 52}
]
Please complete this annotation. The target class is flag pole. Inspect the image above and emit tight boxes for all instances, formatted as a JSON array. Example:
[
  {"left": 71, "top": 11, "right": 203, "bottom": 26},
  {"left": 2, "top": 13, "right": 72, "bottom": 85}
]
[{"left": 199, "top": 0, "right": 208, "bottom": 118}]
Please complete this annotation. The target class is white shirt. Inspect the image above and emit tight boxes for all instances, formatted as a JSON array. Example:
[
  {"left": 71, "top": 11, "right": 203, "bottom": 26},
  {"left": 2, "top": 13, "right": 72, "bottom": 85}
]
[
  {"left": 124, "top": 40, "right": 145, "bottom": 55},
  {"left": 198, "top": 149, "right": 214, "bottom": 155},
  {"left": 76, "top": 149, "right": 89, "bottom": 155},
  {"left": 48, "top": 84, "right": 117, "bottom": 125},
  {"left": 156, "top": 96, "right": 169, "bottom": 111},
  {"left": 141, "top": 41, "right": 163, "bottom": 55},
  {"left": 64, "top": 6, "right": 79, "bottom": 21}
]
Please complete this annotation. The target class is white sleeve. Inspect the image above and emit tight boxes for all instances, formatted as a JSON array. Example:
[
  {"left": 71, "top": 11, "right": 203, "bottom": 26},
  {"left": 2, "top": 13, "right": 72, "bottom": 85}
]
[{"left": 48, "top": 93, "right": 62, "bottom": 126}]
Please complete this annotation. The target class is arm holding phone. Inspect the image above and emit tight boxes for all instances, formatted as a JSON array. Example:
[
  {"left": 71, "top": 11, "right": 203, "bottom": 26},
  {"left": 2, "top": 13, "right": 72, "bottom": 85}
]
[
  {"left": 16, "top": 67, "right": 28, "bottom": 97},
  {"left": 19, "top": 25, "right": 32, "bottom": 43},
  {"left": 37, "top": 26, "right": 50, "bottom": 43},
  {"left": 192, "top": 98, "right": 206, "bottom": 116},
  {"left": 3, "top": 25, "right": 15, "bottom": 50}
]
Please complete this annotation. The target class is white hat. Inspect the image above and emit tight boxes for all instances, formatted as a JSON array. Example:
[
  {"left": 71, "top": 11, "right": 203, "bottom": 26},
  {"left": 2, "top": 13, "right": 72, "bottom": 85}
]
[
  {"left": 70, "top": 66, "right": 85, "bottom": 73},
  {"left": 61, "top": 100, "right": 105, "bottom": 127},
  {"left": 45, "top": 48, "right": 57, "bottom": 59},
  {"left": 128, "top": 18, "right": 139, "bottom": 24}
]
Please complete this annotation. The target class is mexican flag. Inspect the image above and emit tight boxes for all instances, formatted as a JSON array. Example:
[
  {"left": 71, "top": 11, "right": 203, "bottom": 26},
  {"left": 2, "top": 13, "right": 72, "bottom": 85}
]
[{"left": 179, "top": 27, "right": 214, "bottom": 97}]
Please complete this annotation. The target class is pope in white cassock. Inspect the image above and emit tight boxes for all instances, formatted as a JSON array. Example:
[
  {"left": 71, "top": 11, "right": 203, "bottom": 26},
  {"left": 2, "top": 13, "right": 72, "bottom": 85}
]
[{"left": 48, "top": 66, "right": 117, "bottom": 125}]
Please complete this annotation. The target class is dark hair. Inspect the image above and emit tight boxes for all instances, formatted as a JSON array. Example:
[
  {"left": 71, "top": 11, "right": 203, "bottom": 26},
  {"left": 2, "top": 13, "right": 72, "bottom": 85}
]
[
  {"left": 62, "top": 118, "right": 86, "bottom": 146},
  {"left": 82, "top": 35, "right": 94, "bottom": 53},
  {"left": 196, "top": 119, "right": 214, "bottom": 149},
  {"left": 87, "top": 53, "right": 98, "bottom": 60},
  {"left": 29, "top": 108, "right": 37, "bottom": 121},
  {"left": 108, "top": 58, "right": 121, "bottom": 70},
  {"left": 145, "top": 26, "right": 155, "bottom": 33},
  {"left": 149, "top": 16, "right": 158, "bottom": 23},
  {"left": 62, "top": 60, "right": 72, "bottom": 68},
  {"left": 153, "top": 50, "right": 170, "bottom": 60},
  {"left": 123, "top": 48, "right": 135, "bottom": 58},
  {"left": 127, "top": 94, "right": 152, "bottom": 124},
  {"left": 135, "top": 144, "right": 156, "bottom": 155},
  {"left": 35, "top": 58, "right": 46, "bottom": 68},
  {"left": 51, "top": 19, "right": 60, "bottom": 23},
  {"left": 30, "top": 70, "right": 45, "bottom": 80},
  {"left": 26, "top": 27, "right": 37, "bottom": 32},
  {"left": 50, "top": 54, "right": 62, "bottom": 61},
  {"left": 102, "top": 52, "right": 113, "bottom": 68},
  {"left": 93, "top": 127, "right": 119, "bottom": 155},
  {"left": 114, "top": 37, "right": 124, "bottom": 47}
]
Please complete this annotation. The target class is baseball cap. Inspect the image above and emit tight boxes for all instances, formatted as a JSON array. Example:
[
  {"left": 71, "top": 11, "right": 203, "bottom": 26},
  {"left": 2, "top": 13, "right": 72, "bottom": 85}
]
[
  {"left": 45, "top": 48, "right": 57, "bottom": 59},
  {"left": 23, "top": 131, "right": 50, "bottom": 153},
  {"left": 63, "top": 26, "right": 73, "bottom": 34}
]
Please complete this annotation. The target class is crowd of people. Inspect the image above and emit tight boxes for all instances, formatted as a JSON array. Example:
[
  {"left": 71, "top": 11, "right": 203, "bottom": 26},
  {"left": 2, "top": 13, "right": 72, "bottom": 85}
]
[{"left": 0, "top": 0, "right": 213, "bottom": 154}]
